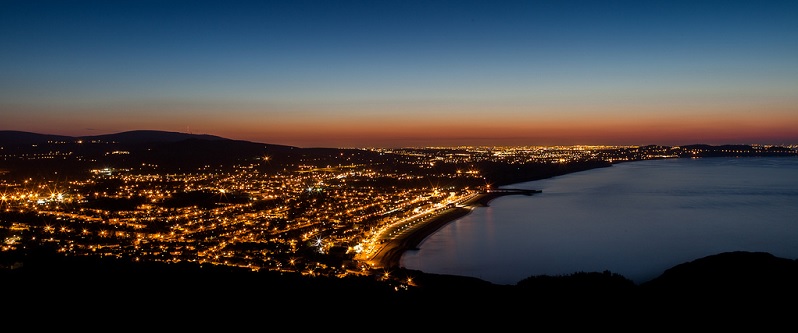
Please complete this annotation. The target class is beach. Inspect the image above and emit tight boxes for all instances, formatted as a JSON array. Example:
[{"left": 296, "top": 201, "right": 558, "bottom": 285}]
[{"left": 368, "top": 191, "right": 526, "bottom": 270}]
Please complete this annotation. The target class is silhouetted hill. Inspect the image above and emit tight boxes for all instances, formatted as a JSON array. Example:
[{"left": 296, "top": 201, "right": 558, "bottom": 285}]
[
  {"left": 640, "top": 251, "right": 798, "bottom": 294},
  {"left": 0, "top": 130, "right": 74, "bottom": 145},
  {"left": 1, "top": 130, "right": 411, "bottom": 181},
  {"left": 80, "top": 130, "right": 229, "bottom": 144},
  {"left": 3, "top": 249, "right": 797, "bottom": 322},
  {"left": 0, "top": 130, "right": 304, "bottom": 177},
  {"left": 0, "top": 129, "right": 297, "bottom": 150},
  {"left": 124, "top": 137, "right": 296, "bottom": 170},
  {"left": 632, "top": 252, "right": 798, "bottom": 322}
]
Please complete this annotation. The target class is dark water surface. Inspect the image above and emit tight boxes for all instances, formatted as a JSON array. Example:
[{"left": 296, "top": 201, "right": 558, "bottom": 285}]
[{"left": 400, "top": 157, "right": 798, "bottom": 285}]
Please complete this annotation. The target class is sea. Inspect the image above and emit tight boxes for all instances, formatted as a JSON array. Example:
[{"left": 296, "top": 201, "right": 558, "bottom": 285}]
[{"left": 400, "top": 156, "right": 798, "bottom": 285}]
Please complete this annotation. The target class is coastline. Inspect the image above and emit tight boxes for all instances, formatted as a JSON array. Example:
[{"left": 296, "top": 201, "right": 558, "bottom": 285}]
[{"left": 370, "top": 191, "right": 531, "bottom": 270}]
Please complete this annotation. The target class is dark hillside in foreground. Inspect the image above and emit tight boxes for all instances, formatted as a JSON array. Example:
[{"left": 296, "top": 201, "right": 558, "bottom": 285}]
[
  {"left": 639, "top": 251, "right": 798, "bottom": 296},
  {"left": 3, "top": 249, "right": 797, "bottom": 321}
]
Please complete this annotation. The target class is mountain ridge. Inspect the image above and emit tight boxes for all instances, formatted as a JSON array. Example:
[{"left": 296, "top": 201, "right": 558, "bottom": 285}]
[
  {"left": 0, "top": 130, "right": 303, "bottom": 177},
  {"left": 0, "top": 129, "right": 293, "bottom": 147}
]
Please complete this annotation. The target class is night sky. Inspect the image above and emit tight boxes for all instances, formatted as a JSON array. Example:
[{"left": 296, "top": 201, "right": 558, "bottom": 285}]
[{"left": 2, "top": 0, "right": 797, "bottom": 148}]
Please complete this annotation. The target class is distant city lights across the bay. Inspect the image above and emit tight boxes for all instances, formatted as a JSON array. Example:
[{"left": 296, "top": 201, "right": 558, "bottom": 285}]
[{"left": 1, "top": 1, "right": 797, "bottom": 147}]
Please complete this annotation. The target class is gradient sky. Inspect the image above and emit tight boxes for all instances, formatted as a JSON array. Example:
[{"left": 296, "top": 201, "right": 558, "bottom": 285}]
[{"left": 2, "top": 0, "right": 797, "bottom": 148}]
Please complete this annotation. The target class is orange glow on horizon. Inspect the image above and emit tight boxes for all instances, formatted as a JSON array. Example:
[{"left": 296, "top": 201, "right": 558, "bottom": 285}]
[{"left": 8, "top": 101, "right": 798, "bottom": 148}]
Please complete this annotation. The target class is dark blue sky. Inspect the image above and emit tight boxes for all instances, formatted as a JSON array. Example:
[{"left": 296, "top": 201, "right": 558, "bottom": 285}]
[{"left": 2, "top": 0, "right": 797, "bottom": 147}]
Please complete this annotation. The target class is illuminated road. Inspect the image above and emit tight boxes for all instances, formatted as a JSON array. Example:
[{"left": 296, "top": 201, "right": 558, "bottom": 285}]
[{"left": 355, "top": 192, "right": 484, "bottom": 269}]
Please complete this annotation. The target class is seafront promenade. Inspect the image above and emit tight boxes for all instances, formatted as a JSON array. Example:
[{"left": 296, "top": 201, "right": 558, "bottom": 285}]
[{"left": 362, "top": 189, "right": 540, "bottom": 270}]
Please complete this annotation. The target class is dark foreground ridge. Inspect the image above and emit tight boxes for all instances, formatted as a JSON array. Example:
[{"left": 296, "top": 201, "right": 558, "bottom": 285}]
[{"left": 3, "top": 249, "right": 797, "bottom": 325}]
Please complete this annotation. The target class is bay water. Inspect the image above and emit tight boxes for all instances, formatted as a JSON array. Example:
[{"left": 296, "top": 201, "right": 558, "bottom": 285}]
[{"left": 400, "top": 156, "right": 798, "bottom": 285}]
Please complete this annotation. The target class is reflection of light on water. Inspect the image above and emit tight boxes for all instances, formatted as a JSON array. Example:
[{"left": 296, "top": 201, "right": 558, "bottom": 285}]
[{"left": 403, "top": 157, "right": 798, "bottom": 285}]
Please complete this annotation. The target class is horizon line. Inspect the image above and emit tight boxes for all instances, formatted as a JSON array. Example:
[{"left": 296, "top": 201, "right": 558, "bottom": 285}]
[{"left": 2, "top": 128, "right": 797, "bottom": 149}]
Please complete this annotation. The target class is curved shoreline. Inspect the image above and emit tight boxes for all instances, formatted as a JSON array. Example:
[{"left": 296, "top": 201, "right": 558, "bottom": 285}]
[{"left": 371, "top": 191, "right": 532, "bottom": 270}]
